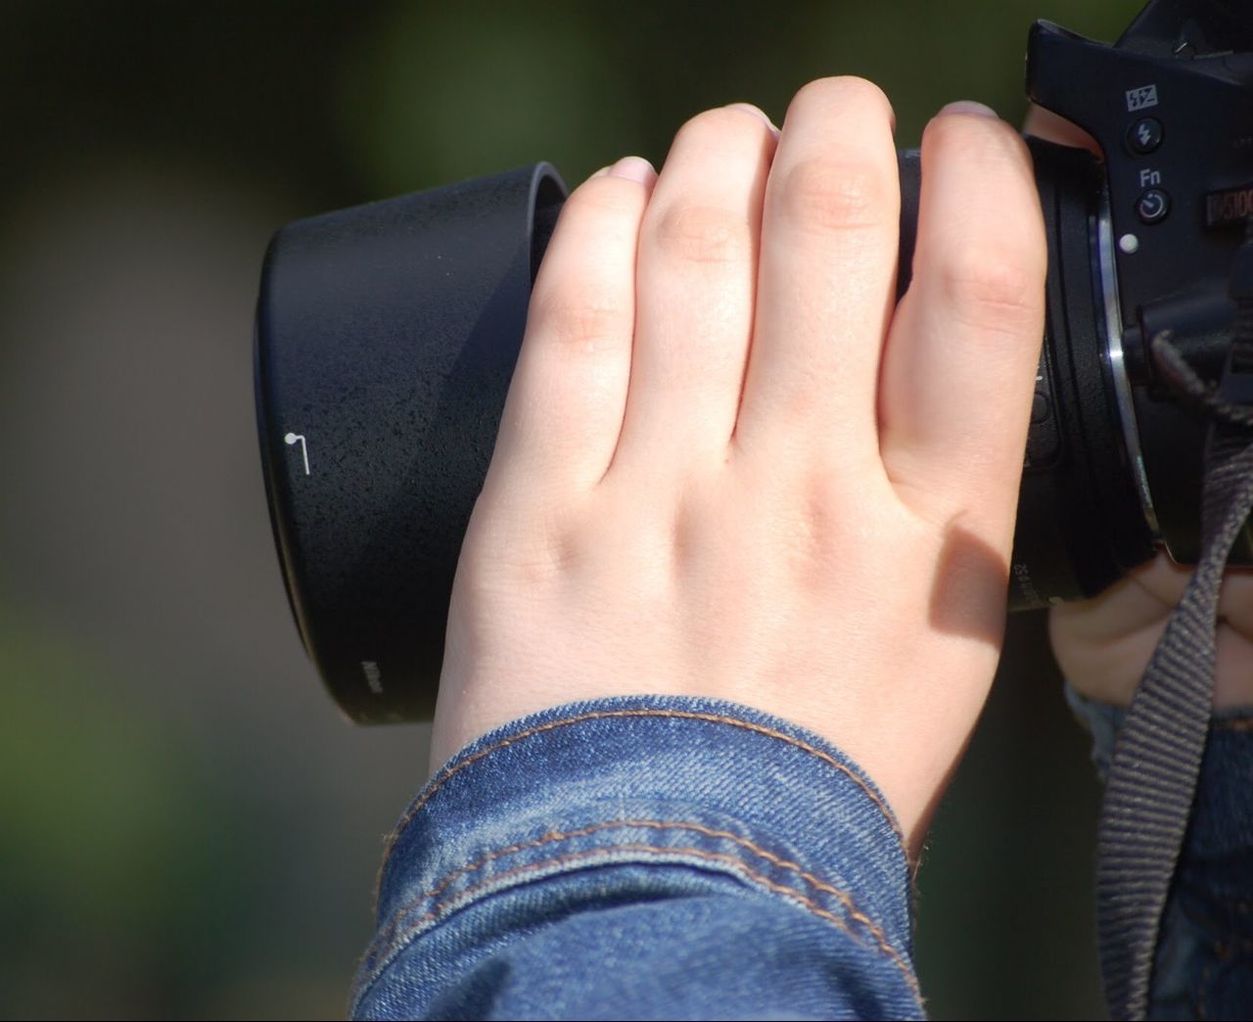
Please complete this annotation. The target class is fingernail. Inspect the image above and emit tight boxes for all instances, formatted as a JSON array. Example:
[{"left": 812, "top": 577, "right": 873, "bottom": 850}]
[
  {"left": 726, "top": 102, "right": 781, "bottom": 138},
  {"left": 939, "top": 100, "right": 999, "bottom": 119},
  {"left": 607, "top": 155, "right": 657, "bottom": 185}
]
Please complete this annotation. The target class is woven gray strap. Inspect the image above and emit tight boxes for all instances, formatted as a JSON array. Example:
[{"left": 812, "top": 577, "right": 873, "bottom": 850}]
[{"left": 1096, "top": 332, "right": 1253, "bottom": 1021}]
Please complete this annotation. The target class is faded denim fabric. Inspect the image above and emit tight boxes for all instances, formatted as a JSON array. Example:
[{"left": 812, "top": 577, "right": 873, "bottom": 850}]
[
  {"left": 352, "top": 695, "right": 923, "bottom": 1021},
  {"left": 1068, "top": 688, "right": 1253, "bottom": 1020},
  {"left": 352, "top": 690, "right": 1251, "bottom": 1020}
]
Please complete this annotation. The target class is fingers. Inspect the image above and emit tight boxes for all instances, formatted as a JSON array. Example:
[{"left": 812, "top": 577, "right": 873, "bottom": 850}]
[
  {"left": 495, "top": 85, "right": 1045, "bottom": 540},
  {"left": 611, "top": 104, "right": 777, "bottom": 476},
  {"left": 1050, "top": 553, "right": 1253, "bottom": 709},
  {"left": 1051, "top": 553, "right": 1253, "bottom": 647},
  {"left": 486, "top": 157, "right": 656, "bottom": 494},
  {"left": 878, "top": 103, "right": 1046, "bottom": 527},
  {"left": 734, "top": 77, "right": 900, "bottom": 471}
]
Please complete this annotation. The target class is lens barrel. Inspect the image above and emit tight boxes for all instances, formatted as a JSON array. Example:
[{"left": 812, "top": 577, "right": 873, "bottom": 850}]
[{"left": 256, "top": 143, "right": 1156, "bottom": 723}]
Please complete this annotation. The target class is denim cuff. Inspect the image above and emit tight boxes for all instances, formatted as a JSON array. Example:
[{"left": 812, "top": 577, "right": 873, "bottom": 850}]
[{"left": 352, "top": 695, "right": 920, "bottom": 1017}]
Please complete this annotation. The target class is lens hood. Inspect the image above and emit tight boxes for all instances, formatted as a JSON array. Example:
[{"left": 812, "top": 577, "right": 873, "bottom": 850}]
[{"left": 255, "top": 163, "right": 566, "bottom": 722}]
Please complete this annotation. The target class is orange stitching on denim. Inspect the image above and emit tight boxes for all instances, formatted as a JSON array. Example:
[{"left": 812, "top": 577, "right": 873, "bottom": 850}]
[
  {"left": 1215, "top": 716, "right": 1253, "bottom": 732},
  {"left": 366, "top": 840, "right": 922, "bottom": 1007},
  {"left": 379, "top": 709, "right": 904, "bottom": 880},
  {"left": 377, "top": 819, "right": 899, "bottom": 965}
]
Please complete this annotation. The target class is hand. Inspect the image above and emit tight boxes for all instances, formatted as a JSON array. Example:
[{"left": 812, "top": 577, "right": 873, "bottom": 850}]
[
  {"left": 432, "top": 79, "right": 1046, "bottom": 856},
  {"left": 1050, "top": 554, "right": 1253, "bottom": 709},
  {"left": 1021, "top": 106, "right": 1253, "bottom": 711}
]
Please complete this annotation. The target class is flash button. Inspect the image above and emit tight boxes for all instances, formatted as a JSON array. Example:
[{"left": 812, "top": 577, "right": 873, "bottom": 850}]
[{"left": 1127, "top": 117, "right": 1164, "bottom": 155}]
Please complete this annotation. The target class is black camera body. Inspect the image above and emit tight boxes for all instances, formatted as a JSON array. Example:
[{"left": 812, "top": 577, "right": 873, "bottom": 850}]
[
  {"left": 255, "top": 0, "right": 1253, "bottom": 723},
  {"left": 1014, "top": 3, "right": 1253, "bottom": 584}
]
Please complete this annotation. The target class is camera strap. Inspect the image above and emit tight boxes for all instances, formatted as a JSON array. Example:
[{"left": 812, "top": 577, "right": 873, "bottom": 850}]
[{"left": 1095, "top": 251, "right": 1253, "bottom": 1021}]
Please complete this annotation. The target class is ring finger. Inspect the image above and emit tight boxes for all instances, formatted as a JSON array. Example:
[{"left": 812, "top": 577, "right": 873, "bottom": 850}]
[{"left": 608, "top": 103, "right": 778, "bottom": 479}]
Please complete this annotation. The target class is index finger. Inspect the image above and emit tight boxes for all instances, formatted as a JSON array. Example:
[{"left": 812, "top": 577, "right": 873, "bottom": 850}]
[{"left": 878, "top": 103, "right": 1047, "bottom": 528}]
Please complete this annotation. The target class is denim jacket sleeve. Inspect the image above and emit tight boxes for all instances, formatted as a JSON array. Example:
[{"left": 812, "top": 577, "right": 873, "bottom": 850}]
[
  {"left": 1067, "top": 688, "right": 1253, "bottom": 1020},
  {"left": 351, "top": 695, "right": 924, "bottom": 1021}
]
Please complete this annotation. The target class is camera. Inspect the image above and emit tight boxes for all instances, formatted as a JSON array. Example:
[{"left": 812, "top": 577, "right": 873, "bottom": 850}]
[{"left": 255, "top": 0, "right": 1253, "bottom": 723}]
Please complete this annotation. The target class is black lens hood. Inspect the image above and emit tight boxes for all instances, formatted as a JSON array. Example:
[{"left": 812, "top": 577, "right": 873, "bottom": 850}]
[{"left": 255, "top": 164, "right": 566, "bottom": 723}]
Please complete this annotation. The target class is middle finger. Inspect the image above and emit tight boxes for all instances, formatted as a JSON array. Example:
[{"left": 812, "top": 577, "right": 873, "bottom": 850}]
[{"left": 735, "top": 77, "right": 899, "bottom": 474}]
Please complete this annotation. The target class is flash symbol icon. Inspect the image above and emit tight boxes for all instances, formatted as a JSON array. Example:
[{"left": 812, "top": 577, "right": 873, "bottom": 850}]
[{"left": 1128, "top": 118, "right": 1163, "bottom": 155}]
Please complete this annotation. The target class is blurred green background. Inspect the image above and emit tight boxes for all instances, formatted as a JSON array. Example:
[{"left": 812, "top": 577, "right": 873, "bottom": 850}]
[{"left": 0, "top": 1, "right": 1146, "bottom": 1018}]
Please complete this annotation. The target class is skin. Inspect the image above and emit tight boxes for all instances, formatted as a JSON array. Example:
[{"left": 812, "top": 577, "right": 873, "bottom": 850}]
[
  {"left": 1024, "top": 106, "right": 1253, "bottom": 711},
  {"left": 1049, "top": 554, "right": 1253, "bottom": 709},
  {"left": 430, "top": 78, "right": 1048, "bottom": 861}
]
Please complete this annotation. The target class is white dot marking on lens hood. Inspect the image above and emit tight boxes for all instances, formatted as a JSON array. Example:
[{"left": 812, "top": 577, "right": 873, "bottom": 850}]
[{"left": 284, "top": 432, "right": 310, "bottom": 475}]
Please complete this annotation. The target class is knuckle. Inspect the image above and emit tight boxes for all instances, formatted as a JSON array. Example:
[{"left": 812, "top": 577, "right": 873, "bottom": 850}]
[
  {"left": 780, "top": 476, "right": 850, "bottom": 592},
  {"left": 468, "top": 532, "right": 575, "bottom": 597},
  {"left": 937, "top": 253, "right": 1042, "bottom": 333},
  {"left": 651, "top": 201, "right": 754, "bottom": 265},
  {"left": 777, "top": 155, "right": 892, "bottom": 233},
  {"left": 529, "top": 289, "right": 629, "bottom": 350}
]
